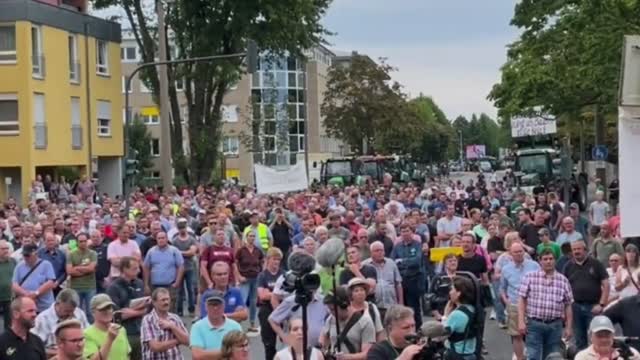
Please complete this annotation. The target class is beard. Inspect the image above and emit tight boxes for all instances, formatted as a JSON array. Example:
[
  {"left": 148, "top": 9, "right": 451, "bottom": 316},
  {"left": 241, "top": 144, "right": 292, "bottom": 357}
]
[{"left": 19, "top": 316, "right": 35, "bottom": 329}]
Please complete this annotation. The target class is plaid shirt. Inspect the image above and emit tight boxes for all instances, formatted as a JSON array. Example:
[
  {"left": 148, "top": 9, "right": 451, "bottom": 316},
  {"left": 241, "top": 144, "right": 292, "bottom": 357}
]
[
  {"left": 140, "top": 309, "right": 186, "bottom": 360},
  {"left": 518, "top": 270, "right": 573, "bottom": 321}
]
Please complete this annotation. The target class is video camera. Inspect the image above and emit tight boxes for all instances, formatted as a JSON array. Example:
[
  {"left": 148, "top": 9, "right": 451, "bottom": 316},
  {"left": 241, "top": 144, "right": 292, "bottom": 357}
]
[{"left": 405, "top": 332, "right": 447, "bottom": 360}]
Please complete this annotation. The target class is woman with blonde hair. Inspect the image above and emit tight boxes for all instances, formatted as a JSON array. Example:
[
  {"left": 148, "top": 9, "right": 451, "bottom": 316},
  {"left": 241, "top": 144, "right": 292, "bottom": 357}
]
[{"left": 220, "top": 331, "right": 250, "bottom": 360}]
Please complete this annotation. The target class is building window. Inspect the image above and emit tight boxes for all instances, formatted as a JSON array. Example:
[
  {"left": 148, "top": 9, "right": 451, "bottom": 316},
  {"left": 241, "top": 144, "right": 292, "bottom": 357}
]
[
  {"left": 148, "top": 171, "right": 161, "bottom": 179},
  {"left": 150, "top": 138, "right": 160, "bottom": 156},
  {"left": 175, "top": 78, "right": 184, "bottom": 92},
  {"left": 122, "top": 76, "right": 131, "bottom": 94},
  {"left": 0, "top": 25, "right": 16, "bottom": 62},
  {"left": 96, "top": 40, "right": 109, "bottom": 75},
  {"left": 221, "top": 105, "right": 239, "bottom": 123},
  {"left": 120, "top": 46, "right": 137, "bottom": 62},
  {"left": 222, "top": 136, "right": 239, "bottom": 156},
  {"left": 33, "top": 93, "right": 46, "bottom": 148},
  {"left": 97, "top": 100, "right": 111, "bottom": 136},
  {"left": 31, "top": 26, "right": 44, "bottom": 78},
  {"left": 143, "top": 114, "right": 159, "bottom": 125},
  {"left": 71, "top": 97, "right": 82, "bottom": 149},
  {"left": 0, "top": 94, "right": 19, "bottom": 135},
  {"left": 68, "top": 35, "right": 80, "bottom": 83},
  {"left": 140, "top": 80, "right": 151, "bottom": 93}
]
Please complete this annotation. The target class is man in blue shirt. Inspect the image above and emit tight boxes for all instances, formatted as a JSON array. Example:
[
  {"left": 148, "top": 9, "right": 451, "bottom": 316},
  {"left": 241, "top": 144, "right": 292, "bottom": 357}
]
[
  {"left": 199, "top": 261, "right": 247, "bottom": 323},
  {"left": 142, "top": 231, "right": 184, "bottom": 313},
  {"left": 37, "top": 232, "right": 66, "bottom": 296},
  {"left": 391, "top": 223, "right": 425, "bottom": 328},
  {"left": 500, "top": 241, "right": 540, "bottom": 360},
  {"left": 12, "top": 244, "right": 56, "bottom": 312},
  {"left": 190, "top": 290, "right": 242, "bottom": 357}
]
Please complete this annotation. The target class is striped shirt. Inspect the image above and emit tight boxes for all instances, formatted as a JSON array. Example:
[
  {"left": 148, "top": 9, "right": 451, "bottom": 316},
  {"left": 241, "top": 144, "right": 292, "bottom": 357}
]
[
  {"left": 140, "top": 309, "right": 186, "bottom": 360},
  {"left": 518, "top": 270, "right": 573, "bottom": 321}
]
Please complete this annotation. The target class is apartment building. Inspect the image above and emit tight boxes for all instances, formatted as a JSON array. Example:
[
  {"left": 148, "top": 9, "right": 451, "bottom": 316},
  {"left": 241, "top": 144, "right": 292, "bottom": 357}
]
[
  {"left": 121, "top": 32, "right": 343, "bottom": 185},
  {"left": 0, "top": 0, "right": 124, "bottom": 203}
]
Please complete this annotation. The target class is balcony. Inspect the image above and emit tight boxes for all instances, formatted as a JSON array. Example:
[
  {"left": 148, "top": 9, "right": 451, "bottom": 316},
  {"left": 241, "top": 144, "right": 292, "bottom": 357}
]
[
  {"left": 32, "top": 55, "right": 46, "bottom": 79},
  {"left": 71, "top": 124, "right": 82, "bottom": 149},
  {"left": 70, "top": 61, "right": 81, "bottom": 84},
  {"left": 34, "top": 123, "right": 47, "bottom": 149}
]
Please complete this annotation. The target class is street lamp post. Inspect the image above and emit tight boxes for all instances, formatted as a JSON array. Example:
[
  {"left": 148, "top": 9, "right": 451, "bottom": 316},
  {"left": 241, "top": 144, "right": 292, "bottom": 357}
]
[
  {"left": 156, "top": 0, "right": 173, "bottom": 192},
  {"left": 458, "top": 130, "right": 463, "bottom": 168},
  {"left": 123, "top": 51, "right": 254, "bottom": 212}
]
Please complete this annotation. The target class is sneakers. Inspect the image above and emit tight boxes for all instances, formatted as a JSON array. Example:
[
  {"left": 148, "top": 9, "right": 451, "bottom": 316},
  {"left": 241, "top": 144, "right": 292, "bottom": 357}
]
[
  {"left": 489, "top": 309, "right": 496, "bottom": 320},
  {"left": 498, "top": 322, "right": 507, "bottom": 329},
  {"left": 247, "top": 326, "right": 260, "bottom": 336}
]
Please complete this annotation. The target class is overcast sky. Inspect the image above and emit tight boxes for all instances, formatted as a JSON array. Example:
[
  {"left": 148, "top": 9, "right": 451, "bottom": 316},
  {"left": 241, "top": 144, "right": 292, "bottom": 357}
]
[{"left": 323, "top": 0, "right": 520, "bottom": 119}]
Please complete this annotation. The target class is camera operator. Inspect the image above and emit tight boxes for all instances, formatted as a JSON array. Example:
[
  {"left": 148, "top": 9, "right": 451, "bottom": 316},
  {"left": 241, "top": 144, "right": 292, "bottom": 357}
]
[
  {"left": 319, "top": 286, "right": 376, "bottom": 359},
  {"left": 574, "top": 316, "right": 640, "bottom": 360},
  {"left": 428, "top": 254, "right": 458, "bottom": 321},
  {"left": 366, "top": 305, "right": 425, "bottom": 360},
  {"left": 443, "top": 276, "right": 478, "bottom": 360}
]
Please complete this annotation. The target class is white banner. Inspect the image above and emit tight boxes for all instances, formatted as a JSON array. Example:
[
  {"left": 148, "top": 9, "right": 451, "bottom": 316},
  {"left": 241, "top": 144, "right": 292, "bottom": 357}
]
[
  {"left": 619, "top": 107, "right": 640, "bottom": 237},
  {"left": 254, "top": 162, "right": 308, "bottom": 194},
  {"left": 511, "top": 116, "right": 557, "bottom": 138}
]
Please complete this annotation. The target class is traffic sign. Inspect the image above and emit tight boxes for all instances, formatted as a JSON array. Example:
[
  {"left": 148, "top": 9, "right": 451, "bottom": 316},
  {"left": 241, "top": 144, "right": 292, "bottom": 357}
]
[{"left": 592, "top": 145, "right": 608, "bottom": 161}]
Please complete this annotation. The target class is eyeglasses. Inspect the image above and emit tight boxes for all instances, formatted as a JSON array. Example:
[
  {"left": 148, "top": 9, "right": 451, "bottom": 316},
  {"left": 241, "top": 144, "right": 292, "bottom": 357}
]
[{"left": 609, "top": 259, "right": 620, "bottom": 262}]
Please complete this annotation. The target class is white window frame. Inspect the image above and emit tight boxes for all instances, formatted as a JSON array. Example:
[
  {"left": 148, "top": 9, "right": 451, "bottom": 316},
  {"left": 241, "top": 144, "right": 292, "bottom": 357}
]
[
  {"left": 122, "top": 76, "right": 131, "bottom": 94},
  {"left": 97, "top": 100, "right": 111, "bottom": 136},
  {"left": 222, "top": 136, "right": 240, "bottom": 156},
  {"left": 68, "top": 34, "right": 79, "bottom": 83},
  {"left": 148, "top": 171, "right": 161, "bottom": 179},
  {"left": 120, "top": 45, "right": 137, "bottom": 62},
  {"left": 221, "top": 104, "right": 239, "bottom": 123},
  {"left": 31, "top": 25, "right": 43, "bottom": 78},
  {"left": 150, "top": 138, "right": 160, "bottom": 157},
  {"left": 143, "top": 114, "right": 159, "bottom": 125},
  {"left": 96, "top": 40, "right": 109, "bottom": 76},
  {"left": 0, "top": 94, "right": 19, "bottom": 135},
  {"left": 175, "top": 78, "right": 184, "bottom": 92},
  {"left": 140, "top": 80, "right": 151, "bottom": 93},
  {"left": 0, "top": 24, "right": 17, "bottom": 64}
]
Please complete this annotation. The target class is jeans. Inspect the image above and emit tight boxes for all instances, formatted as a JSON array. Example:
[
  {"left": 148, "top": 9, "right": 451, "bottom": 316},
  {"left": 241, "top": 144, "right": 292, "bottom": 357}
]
[
  {"left": 573, "top": 302, "right": 594, "bottom": 350},
  {"left": 76, "top": 289, "right": 96, "bottom": 323},
  {"left": 239, "top": 277, "right": 258, "bottom": 324},
  {"left": 0, "top": 300, "right": 10, "bottom": 330},
  {"left": 403, "top": 281, "right": 423, "bottom": 329},
  {"left": 525, "top": 319, "right": 563, "bottom": 360},
  {"left": 491, "top": 280, "right": 506, "bottom": 324},
  {"left": 259, "top": 306, "right": 277, "bottom": 360},
  {"left": 177, "top": 269, "right": 196, "bottom": 315}
]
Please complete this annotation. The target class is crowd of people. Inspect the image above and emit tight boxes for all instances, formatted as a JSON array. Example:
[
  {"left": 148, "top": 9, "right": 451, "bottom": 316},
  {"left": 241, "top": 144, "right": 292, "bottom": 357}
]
[{"left": 0, "top": 172, "right": 638, "bottom": 360}]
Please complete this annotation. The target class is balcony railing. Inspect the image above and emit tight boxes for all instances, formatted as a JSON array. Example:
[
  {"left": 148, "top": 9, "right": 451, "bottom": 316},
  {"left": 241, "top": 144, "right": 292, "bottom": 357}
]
[
  {"left": 71, "top": 124, "right": 82, "bottom": 149},
  {"left": 70, "top": 61, "right": 81, "bottom": 83},
  {"left": 34, "top": 123, "right": 47, "bottom": 149},
  {"left": 32, "top": 55, "right": 46, "bottom": 78}
]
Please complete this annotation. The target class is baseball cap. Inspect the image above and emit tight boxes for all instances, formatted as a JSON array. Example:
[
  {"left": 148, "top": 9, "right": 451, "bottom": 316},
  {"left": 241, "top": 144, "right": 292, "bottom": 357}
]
[
  {"left": 569, "top": 202, "right": 580, "bottom": 210},
  {"left": 22, "top": 244, "right": 38, "bottom": 256},
  {"left": 589, "top": 315, "right": 615, "bottom": 333},
  {"left": 204, "top": 290, "right": 225, "bottom": 305},
  {"left": 90, "top": 294, "right": 115, "bottom": 311}
]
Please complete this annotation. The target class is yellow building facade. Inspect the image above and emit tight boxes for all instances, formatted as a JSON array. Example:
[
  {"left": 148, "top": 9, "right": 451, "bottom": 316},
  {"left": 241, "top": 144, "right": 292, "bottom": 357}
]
[{"left": 0, "top": 0, "right": 123, "bottom": 204}]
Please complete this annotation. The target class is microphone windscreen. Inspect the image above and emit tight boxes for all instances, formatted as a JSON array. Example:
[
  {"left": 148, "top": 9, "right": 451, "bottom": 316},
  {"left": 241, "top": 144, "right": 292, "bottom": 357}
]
[
  {"left": 420, "top": 321, "right": 450, "bottom": 338},
  {"left": 316, "top": 237, "right": 346, "bottom": 268},
  {"left": 287, "top": 251, "right": 316, "bottom": 274}
]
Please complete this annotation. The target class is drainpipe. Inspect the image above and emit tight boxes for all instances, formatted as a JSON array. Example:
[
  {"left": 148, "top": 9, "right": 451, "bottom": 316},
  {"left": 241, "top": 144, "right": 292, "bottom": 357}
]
[{"left": 84, "top": 22, "right": 94, "bottom": 179}]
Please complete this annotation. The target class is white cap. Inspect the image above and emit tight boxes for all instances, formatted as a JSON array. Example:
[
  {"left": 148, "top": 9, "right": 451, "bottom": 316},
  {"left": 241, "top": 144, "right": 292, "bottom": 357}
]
[{"left": 589, "top": 315, "right": 615, "bottom": 334}]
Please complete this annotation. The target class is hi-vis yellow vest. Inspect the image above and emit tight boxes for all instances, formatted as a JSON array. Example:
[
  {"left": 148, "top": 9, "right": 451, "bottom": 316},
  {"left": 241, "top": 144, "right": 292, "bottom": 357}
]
[{"left": 243, "top": 224, "right": 270, "bottom": 251}]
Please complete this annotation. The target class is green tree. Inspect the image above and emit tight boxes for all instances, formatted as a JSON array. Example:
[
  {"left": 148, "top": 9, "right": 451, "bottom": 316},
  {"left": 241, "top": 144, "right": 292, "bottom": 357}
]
[
  {"left": 488, "top": 0, "right": 640, "bottom": 153},
  {"left": 92, "top": 0, "right": 331, "bottom": 184},
  {"left": 322, "top": 55, "right": 425, "bottom": 155},
  {"left": 408, "top": 95, "right": 453, "bottom": 163},
  {"left": 127, "top": 116, "right": 154, "bottom": 184}
]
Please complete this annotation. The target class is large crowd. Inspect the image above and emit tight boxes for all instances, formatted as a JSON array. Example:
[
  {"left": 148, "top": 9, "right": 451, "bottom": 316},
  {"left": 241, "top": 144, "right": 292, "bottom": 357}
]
[{"left": 0, "top": 172, "right": 638, "bottom": 360}]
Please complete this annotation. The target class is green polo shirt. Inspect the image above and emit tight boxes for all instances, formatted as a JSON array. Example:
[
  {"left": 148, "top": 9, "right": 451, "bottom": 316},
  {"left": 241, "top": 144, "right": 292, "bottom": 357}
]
[{"left": 67, "top": 248, "right": 97, "bottom": 290}]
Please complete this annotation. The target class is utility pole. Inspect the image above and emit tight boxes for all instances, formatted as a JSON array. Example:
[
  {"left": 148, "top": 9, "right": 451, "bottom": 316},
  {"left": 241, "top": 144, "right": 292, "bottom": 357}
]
[
  {"left": 156, "top": 0, "right": 173, "bottom": 191},
  {"left": 458, "top": 130, "right": 463, "bottom": 167},
  {"left": 561, "top": 137, "right": 573, "bottom": 215},
  {"left": 594, "top": 104, "right": 607, "bottom": 199}
]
